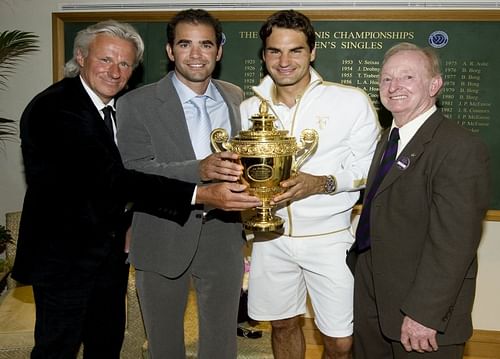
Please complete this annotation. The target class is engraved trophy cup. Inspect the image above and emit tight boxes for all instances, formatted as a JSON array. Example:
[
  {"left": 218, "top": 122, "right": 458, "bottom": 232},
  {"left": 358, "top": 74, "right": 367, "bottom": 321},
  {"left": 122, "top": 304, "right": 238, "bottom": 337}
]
[{"left": 211, "top": 100, "right": 318, "bottom": 232}]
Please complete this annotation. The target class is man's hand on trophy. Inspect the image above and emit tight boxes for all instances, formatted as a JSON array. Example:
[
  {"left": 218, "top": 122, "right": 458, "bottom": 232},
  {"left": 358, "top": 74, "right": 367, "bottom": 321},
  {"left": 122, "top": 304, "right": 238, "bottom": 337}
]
[
  {"left": 271, "top": 172, "right": 325, "bottom": 204},
  {"left": 196, "top": 182, "right": 261, "bottom": 211},
  {"left": 200, "top": 152, "right": 243, "bottom": 182}
]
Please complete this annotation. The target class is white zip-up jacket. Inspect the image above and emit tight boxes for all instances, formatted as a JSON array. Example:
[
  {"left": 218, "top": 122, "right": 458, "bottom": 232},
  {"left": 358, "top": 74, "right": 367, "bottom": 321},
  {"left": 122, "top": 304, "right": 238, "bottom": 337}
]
[{"left": 240, "top": 68, "right": 380, "bottom": 237}]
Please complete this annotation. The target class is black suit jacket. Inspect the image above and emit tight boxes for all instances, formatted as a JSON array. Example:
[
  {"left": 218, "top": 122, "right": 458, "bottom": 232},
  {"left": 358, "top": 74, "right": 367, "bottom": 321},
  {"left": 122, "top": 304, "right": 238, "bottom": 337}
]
[{"left": 12, "top": 77, "right": 195, "bottom": 286}]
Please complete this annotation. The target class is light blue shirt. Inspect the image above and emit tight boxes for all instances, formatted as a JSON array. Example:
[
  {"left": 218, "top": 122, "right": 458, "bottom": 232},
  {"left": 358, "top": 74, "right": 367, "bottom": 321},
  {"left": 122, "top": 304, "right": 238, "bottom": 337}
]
[
  {"left": 171, "top": 73, "right": 232, "bottom": 205},
  {"left": 171, "top": 73, "right": 232, "bottom": 141}
]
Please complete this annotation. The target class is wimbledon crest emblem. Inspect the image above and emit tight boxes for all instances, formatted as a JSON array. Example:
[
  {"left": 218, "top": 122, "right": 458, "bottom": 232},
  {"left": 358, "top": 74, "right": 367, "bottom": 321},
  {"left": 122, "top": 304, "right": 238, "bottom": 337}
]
[{"left": 428, "top": 30, "right": 449, "bottom": 48}]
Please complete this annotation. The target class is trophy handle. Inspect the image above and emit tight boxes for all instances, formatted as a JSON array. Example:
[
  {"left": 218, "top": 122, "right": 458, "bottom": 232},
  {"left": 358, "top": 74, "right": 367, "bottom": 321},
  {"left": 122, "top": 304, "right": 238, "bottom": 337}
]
[
  {"left": 292, "top": 129, "right": 318, "bottom": 174},
  {"left": 210, "top": 128, "right": 231, "bottom": 153}
]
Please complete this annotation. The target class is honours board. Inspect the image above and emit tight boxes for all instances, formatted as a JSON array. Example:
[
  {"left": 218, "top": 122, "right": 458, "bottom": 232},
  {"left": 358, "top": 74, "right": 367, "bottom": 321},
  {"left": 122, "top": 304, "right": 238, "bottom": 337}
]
[{"left": 53, "top": 10, "right": 500, "bottom": 217}]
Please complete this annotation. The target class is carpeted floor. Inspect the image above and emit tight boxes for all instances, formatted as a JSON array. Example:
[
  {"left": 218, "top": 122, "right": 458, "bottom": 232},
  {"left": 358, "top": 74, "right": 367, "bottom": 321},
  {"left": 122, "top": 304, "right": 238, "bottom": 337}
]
[{"left": 184, "top": 290, "right": 273, "bottom": 359}]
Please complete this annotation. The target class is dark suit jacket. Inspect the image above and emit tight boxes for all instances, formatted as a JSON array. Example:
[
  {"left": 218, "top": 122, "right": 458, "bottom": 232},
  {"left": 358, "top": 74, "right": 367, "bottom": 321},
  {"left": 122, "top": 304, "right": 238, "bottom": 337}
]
[
  {"left": 116, "top": 72, "right": 244, "bottom": 278},
  {"left": 360, "top": 110, "right": 490, "bottom": 345},
  {"left": 12, "top": 76, "right": 195, "bottom": 287}
]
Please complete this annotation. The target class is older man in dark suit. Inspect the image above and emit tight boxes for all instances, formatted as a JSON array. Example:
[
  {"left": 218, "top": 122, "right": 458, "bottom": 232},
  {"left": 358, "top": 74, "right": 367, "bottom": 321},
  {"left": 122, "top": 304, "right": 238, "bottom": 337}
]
[
  {"left": 348, "top": 42, "right": 491, "bottom": 358},
  {"left": 12, "top": 20, "right": 259, "bottom": 359}
]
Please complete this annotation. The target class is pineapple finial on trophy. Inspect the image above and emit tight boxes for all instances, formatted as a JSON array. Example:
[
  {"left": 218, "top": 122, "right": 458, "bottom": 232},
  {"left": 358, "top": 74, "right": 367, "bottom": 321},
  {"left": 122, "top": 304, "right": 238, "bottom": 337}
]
[{"left": 259, "top": 99, "right": 268, "bottom": 116}]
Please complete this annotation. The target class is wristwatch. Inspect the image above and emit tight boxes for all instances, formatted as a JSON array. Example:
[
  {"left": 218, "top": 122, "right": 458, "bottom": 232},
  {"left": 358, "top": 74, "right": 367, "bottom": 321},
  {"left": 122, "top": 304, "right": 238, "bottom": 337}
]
[{"left": 324, "top": 175, "right": 337, "bottom": 194}]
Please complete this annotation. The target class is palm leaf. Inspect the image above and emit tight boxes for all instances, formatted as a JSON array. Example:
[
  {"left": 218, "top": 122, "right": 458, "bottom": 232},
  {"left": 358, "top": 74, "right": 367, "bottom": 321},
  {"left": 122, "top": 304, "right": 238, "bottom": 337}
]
[
  {"left": 0, "top": 30, "right": 39, "bottom": 90},
  {"left": 0, "top": 30, "right": 38, "bottom": 146}
]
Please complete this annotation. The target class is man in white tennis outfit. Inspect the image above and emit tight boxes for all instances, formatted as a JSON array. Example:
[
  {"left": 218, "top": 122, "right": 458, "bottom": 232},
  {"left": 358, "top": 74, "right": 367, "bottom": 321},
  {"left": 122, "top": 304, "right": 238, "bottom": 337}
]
[{"left": 240, "top": 10, "right": 379, "bottom": 359}]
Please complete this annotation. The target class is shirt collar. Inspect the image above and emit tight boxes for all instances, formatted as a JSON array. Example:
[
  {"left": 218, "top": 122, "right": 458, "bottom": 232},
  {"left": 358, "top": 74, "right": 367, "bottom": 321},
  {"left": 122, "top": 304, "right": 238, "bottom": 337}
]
[
  {"left": 266, "top": 67, "right": 322, "bottom": 106},
  {"left": 171, "top": 72, "right": 217, "bottom": 104},
  {"left": 79, "top": 76, "right": 115, "bottom": 111},
  {"left": 392, "top": 105, "right": 437, "bottom": 151}
]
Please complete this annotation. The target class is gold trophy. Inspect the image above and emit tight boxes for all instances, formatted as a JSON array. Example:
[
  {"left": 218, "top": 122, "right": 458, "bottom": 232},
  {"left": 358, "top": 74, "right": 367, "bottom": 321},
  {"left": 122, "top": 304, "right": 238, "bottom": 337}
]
[{"left": 211, "top": 100, "right": 318, "bottom": 232}]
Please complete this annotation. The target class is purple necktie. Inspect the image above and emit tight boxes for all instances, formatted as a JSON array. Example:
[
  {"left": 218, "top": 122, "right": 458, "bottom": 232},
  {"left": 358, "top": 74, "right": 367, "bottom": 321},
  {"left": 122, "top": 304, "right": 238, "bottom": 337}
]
[{"left": 355, "top": 127, "right": 400, "bottom": 253}]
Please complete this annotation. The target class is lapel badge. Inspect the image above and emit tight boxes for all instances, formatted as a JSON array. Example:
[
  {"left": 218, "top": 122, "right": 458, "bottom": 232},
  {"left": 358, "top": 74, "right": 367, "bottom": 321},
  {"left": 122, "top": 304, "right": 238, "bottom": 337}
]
[{"left": 396, "top": 156, "right": 410, "bottom": 170}]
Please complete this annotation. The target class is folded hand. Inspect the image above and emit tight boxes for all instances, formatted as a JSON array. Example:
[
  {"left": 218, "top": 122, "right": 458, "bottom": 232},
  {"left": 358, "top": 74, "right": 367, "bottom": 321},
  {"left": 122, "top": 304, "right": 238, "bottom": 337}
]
[{"left": 400, "top": 316, "right": 438, "bottom": 353}]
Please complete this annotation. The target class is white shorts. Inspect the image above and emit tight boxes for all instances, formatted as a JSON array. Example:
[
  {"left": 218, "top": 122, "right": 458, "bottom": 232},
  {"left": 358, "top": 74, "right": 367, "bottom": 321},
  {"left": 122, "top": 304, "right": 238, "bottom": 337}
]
[{"left": 248, "top": 229, "right": 354, "bottom": 338}]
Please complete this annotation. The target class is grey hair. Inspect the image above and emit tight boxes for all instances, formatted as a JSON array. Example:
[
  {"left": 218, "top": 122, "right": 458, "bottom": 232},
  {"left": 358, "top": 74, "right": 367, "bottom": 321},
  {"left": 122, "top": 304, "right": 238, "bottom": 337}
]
[
  {"left": 64, "top": 20, "right": 144, "bottom": 78},
  {"left": 382, "top": 42, "right": 442, "bottom": 78}
]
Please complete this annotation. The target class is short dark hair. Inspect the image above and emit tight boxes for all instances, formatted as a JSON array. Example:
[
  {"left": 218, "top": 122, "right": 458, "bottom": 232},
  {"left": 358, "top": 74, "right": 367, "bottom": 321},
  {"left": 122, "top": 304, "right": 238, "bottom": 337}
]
[
  {"left": 167, "top": 9, "right": 223, "bottom": 48},
  {"left": 259, "top": 10, "right": 316, "bottom": 51}
]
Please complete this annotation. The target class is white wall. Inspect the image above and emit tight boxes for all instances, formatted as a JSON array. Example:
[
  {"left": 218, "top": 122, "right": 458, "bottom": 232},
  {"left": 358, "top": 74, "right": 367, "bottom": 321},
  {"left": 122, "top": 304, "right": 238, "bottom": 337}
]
[
  {"left": 1, "top": 0, "right": 499, "bottom": 330},
  {"left": 474, "top": 221, "right": 500, "bottom": 330},
  {"left": 0, "top": 0, "right": 56, "bottom": 223}
]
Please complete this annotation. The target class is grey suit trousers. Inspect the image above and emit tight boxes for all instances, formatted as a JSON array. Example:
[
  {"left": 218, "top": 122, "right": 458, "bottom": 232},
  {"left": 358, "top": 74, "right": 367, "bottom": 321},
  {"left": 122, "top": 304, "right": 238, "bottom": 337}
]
[{"left": 136, "top": 218, "right": 244, "bottom": 359}]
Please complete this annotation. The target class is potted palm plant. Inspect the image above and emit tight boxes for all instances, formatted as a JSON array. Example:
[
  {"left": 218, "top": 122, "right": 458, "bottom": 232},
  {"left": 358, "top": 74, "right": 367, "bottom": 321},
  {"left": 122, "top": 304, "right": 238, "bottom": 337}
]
[
  {"left": 0, "top": 224, "right": 13, "bottom": 292},
  {"left": 0, "top": 30, "right": 38, "bottom": 289},
  {"left": 0, "top": 225, "right": 12, "bottom": 273},
  {"left": 0, "top": 29, "right": 39, "bottom": 147}
]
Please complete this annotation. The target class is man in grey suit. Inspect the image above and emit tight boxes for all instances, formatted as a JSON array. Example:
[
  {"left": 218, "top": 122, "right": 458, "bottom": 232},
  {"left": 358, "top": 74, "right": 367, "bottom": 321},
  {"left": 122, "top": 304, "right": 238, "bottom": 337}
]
[
  {"left": 347, "top": 42, "right": 491, "bottom": 358},
  {"left": 116, "top": 9, "right": 255, "bottom": 359}
]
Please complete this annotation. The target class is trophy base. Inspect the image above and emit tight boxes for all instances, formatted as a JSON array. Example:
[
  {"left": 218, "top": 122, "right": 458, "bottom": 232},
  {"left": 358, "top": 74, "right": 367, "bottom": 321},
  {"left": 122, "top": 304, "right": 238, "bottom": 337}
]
[{"left": 243, "top": 215, "right": 284, "bottom": 232}]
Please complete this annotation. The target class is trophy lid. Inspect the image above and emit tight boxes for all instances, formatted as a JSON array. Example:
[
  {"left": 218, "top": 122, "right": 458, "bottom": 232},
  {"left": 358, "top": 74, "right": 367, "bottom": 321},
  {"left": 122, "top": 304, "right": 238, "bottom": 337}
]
[{"left": 238, "top": 100, "right": 290, "bottom": 140}]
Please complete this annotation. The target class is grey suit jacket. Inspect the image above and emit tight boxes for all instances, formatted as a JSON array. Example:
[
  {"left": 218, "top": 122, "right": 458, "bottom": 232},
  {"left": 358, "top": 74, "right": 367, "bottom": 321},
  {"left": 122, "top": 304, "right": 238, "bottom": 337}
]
[
  {"left": 366, "top": 110, "right": 490, "bottom": 344},
  {"left": 116, "top": 72, "right": 245, "bottom": 278}
]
